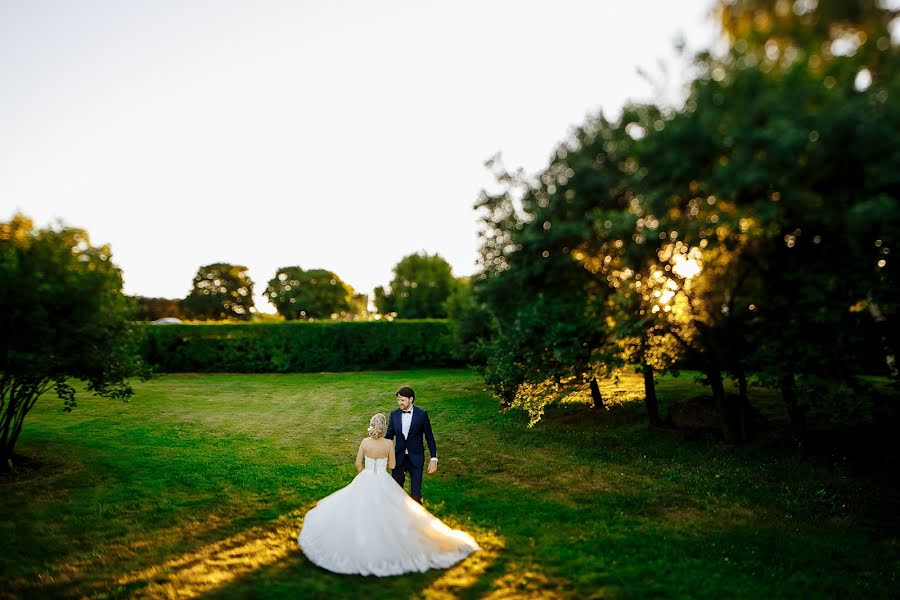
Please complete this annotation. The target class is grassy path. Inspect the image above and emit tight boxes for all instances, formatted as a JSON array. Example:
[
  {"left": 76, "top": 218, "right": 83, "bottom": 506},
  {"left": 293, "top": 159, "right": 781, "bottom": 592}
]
[{"left": 1, "top": 369, "right": 897, "bottom": 598}]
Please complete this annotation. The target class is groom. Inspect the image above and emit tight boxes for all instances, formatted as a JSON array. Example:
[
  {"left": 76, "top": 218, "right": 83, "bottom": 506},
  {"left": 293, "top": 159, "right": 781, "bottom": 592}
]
[{"left": 385, "top": 385, "right": 437, "bottom": 504}]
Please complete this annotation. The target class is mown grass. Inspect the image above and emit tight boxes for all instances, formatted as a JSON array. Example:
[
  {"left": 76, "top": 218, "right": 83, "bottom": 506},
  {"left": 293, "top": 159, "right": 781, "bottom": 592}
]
[{"left": 1, "top": 369, "right": 898, "bottom": 599}]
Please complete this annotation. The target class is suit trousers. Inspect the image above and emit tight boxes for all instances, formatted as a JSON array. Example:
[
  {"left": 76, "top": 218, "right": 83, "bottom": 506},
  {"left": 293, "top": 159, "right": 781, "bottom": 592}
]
[{"left": 392, "top": 454, "right": 423, "bottom": 503}]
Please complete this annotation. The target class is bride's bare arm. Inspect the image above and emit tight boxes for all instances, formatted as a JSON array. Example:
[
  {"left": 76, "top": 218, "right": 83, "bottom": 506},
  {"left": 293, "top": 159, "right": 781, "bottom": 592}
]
[
  {"left": 355, "top": 440, "right": 366, "bottom": 472},
  {"left": 387, "top": 439, "right": 396, "bottom": 470}
]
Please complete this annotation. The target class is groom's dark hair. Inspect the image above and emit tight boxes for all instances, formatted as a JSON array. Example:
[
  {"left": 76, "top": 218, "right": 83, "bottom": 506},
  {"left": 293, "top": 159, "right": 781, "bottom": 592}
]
[{"left": 396, "top": 386, "right": 415, "bottom": 402}]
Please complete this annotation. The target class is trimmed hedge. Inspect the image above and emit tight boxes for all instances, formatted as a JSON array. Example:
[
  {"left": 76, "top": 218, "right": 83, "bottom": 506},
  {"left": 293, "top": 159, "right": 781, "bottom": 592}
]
[{"left": 138, "top": 320, "right": 464, "bottom": 373}]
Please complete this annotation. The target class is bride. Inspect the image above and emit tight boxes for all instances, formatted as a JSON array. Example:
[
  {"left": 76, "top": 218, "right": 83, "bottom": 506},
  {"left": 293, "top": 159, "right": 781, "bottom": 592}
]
[{"left": 298, "top": 413, "right": 480, "bottom": 576}]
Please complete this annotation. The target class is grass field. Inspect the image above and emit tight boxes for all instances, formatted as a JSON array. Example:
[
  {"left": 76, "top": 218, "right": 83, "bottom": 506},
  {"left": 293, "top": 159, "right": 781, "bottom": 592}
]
[{"left": 2, "top": 369, "right": 898, "bottom": 599}]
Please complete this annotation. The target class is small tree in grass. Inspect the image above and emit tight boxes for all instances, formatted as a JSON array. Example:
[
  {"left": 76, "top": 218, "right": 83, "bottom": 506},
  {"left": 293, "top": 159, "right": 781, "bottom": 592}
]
[{"left": 0, "top": 214, "right": 146, "bottom": 471}]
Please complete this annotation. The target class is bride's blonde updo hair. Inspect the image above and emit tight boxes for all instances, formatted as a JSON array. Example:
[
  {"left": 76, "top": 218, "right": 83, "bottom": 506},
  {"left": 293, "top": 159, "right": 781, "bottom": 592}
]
[{"left": 367, "top": 413, "right": 387, "bottom": 439}]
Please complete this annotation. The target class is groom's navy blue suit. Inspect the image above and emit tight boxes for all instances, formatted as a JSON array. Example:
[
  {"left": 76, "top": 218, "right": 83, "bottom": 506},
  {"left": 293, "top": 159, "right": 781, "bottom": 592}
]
[{"left": 385, "top": 405, "right": 436, "bottom": 503}]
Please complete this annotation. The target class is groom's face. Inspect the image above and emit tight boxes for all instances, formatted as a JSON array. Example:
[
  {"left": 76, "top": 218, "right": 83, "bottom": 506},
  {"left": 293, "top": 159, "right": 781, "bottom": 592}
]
[{"left": 396, "top": 394, "right": 413, "bottom": 411}]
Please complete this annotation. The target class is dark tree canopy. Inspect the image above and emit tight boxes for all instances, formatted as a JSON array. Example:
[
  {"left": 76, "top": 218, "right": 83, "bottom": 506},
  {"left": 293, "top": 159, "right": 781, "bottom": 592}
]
[
  {"left": 183, "top": 263, "right": 255, "bottom": 321},
  {"left": 375, "top": 253, "right": 460, "bottom": 319},
  {"left": 463, "top": 0, "right": 899, "bottom": 442},
  {"left": 0, "top": 213, "right": 145, "bottom": 470},
  {"left": 264, "top": 266, "right": 354, "bottom": 320}
]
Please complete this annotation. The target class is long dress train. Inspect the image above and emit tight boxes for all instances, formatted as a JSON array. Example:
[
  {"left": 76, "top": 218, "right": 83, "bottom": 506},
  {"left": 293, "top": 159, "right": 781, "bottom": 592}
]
[{"left": 298, "top": 456, "right": 480, "bottom": 576}]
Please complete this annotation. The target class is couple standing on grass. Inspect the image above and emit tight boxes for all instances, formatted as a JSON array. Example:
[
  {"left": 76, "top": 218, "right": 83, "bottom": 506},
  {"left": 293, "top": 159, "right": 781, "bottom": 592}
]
[{"left": 298, "top": 385, "right": 480, "bottom": 576}]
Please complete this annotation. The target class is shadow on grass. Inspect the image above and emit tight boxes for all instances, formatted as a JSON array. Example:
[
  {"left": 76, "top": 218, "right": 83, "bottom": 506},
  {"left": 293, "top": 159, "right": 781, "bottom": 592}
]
[
  {"left": 5, "top": 501, "right": 513, "bottom": 600},
  {"left": 5, "top": 466, "right": 898, "bottom": 599},
  {"left": 111, "top": 508, "right": 309, "bottom": 599},
  {"left": 198, "top": 523, "right": 519, "bottom": 600},
  {"left": 194, "top": 518, "right": 582, "bottom": 600},
  {"left": 97, "top": 510, "right": 512, "bottom": 600}
]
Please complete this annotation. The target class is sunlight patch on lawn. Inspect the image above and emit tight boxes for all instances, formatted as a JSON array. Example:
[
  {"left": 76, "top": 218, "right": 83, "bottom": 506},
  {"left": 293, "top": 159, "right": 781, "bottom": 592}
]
[
  {"left": 482, "top": 564, "right": 568, "bottom": 599},
  {"left": 655, "top": 501, "right": 759, "bottom": 528},
  {"left": 557, "top": 373, "right": 647, "bottom": 408},
  {"left": 422, "top": 528, "right": 505, "bottom": 599},
  {"left": 116, "top": 509, "right": 304, "bottom": 599}
]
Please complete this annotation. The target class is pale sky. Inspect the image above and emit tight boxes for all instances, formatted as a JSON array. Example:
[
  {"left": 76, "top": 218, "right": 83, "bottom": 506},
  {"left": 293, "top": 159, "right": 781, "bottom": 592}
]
[{"left": 1, "top": 0, "right": 717, "bottom": 313}]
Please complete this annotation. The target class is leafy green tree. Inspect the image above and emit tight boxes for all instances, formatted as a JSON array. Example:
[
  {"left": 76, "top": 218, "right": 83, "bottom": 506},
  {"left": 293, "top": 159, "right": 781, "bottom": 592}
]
[
  {"left": 0, "top": 214, "right": 146, "bottom": 471},
  {"left": 264, "top": 266, "right": 354, "bottom": 320},
  {"left": 472, "top": 114, "right": 671, "bottom": 425},
  {"left": 375, "top": 253, "right": 460, "bottom": 318},
  {"left": 183, "top": 263, "right": 255, "bottom": 321},
  {"left": 715, "top": 0, "right": 896, "bottom": 77},
  {"left": 469, "top": 0, "right": 898, "bottom": 442},
  {"left": 372, "top": 285, "right": 395, "bottom": 316},
  {"left": 631, "top": 0, "right": 900, "bottom": 441},
  {"left": 445, "top": 278, "right": 494, "bottom": 364},
  {"left": 350, "top": 293, "right": 369, "bottom": 320}
]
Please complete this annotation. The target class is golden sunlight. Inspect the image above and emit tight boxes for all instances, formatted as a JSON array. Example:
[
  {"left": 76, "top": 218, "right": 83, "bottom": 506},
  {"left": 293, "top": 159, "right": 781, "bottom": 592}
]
[
  {"left": 422, "top": 529, "right": 506, "bottom": 600},
  {"left": 671, "top": 254, "right": 702, "bottom": 279},
  {"left": 117, "top": 510, "right": 304, "bottom": 599}
]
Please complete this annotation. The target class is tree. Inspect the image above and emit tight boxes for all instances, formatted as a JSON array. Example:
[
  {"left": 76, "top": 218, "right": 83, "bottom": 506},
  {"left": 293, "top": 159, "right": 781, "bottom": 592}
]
[
  {"left": 350, "top": 293, "right": 369, "bottom": 320},
  {"left": 471, "top": 114, "right": 672, "bottom": 426},
  {"left": 0, "top": 214, "right": 146, "bottom": 471},
  {"left": 264, "top": 266, "right": 354, "bottom": 320},
  {"left": 715, "top": 0, "right": 897, "bottom": 78},
  {"left": 445, "top": 278, "right": 494, "bottom": 364},
  {"left": 183, "top": 263, "right": 255, "bottom": 321},
  {"left": 468, "top": 0, "right": 898, "bottom": 442},
  {"left": 634, "top": 0, "right": 900, "bottom": 441},
  {"left": 375, "top": 253, "right": 460, "bottom": 318},
  {"left": 131, "top": 296, "right": 187, "bottom": 321}
]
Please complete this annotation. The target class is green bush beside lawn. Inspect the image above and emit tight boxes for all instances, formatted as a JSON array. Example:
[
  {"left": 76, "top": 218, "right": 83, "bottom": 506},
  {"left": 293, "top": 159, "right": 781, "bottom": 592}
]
[{"left": 139, "top": 320, "right": 463, "bottom": 372}]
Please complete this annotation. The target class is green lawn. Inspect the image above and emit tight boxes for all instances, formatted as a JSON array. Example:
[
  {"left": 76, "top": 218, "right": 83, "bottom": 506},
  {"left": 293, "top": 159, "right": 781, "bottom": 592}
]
[{"left": 2, "top": 370, "right": 897, "bottom": 599}]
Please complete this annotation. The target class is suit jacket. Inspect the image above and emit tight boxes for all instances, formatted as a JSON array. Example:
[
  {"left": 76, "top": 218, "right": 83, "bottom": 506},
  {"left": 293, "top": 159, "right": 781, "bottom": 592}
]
[{"left": 385, "top": 405, "right": 437, "bottom": 468}]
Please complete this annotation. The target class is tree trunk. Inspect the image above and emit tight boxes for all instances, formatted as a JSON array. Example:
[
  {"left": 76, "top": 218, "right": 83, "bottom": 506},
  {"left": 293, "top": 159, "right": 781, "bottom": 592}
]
[
  {"left": 736, "top": 367, "right": 751, "bottom": 441},
  {"left": 780, "top": 372, "right": 806, "bottom": 448},
  {"left": 589, "top": 377, "right": 604, "bottom": 410},
  {"left": 0, "top": 380, "right": 42, "bottom": 472},
  {"left": 708, "top": 368, "right": 740, "bottom": 444},
  {"left": 0, "top": 384, "right": 18, "bottom": 471},
  {"left": 867, "top": 296, "right": 898, "bottom": 380},
  {"left": 642, "top": 362, "right": 661, "bottom": 426}
]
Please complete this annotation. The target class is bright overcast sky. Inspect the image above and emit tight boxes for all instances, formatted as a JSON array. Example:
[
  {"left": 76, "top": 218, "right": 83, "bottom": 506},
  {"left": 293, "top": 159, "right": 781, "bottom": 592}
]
[{"left": 1, "top": 0, "right": 717, "bottom": 313}]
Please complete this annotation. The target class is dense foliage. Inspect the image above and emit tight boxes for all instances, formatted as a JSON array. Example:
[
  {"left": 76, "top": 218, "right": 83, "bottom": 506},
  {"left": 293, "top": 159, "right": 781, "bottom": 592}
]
[
  {"left": 0, "top": 214, "right": 145, "bottom": 470},
  {"left": 466, "top": 0, "right": 899, "bottom": 442},
  {"left": 264, "top": 266, "right": 355, "bottom": 320},
  {"left": 140, "top": 320, "right": 462, "bottom": 372},
  {"left": 183, "top": 263, "right": 255, "bottom": 320},
  {"left": 374, "top": 253, "right": 461, "bottom": 318}
]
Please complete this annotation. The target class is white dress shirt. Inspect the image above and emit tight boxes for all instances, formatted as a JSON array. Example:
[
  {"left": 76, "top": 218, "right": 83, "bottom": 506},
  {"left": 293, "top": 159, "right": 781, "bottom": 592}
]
[{"left": 401, "top": 408, "right": 413, "bottom": 454}]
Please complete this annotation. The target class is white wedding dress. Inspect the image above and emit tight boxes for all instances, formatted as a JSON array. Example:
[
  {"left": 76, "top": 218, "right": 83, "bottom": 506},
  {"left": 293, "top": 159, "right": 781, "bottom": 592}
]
[{"left": 298, "top": 456, "right": 480, "bottom": 576}]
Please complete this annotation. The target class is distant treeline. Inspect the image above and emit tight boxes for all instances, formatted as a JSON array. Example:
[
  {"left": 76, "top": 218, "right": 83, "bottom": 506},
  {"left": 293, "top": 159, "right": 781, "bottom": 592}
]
[{"left": 132, "top": 253, "right": 465, "bottom": 322}]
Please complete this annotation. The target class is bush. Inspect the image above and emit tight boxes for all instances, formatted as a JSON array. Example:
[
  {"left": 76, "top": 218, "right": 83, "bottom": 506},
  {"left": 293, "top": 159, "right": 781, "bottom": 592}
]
[{"left": 139, "top": 320, "right": 463, "bottom": 372}]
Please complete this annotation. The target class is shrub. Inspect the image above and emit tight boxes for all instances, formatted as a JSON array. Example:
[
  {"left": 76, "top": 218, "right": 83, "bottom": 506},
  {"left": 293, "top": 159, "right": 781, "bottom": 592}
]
[{"left": 139, "top": 320, "right": 463, "bottom": 372}]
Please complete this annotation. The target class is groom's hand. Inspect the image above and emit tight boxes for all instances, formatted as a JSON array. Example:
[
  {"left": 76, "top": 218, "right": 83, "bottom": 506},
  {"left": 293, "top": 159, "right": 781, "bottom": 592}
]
[{"left": 427, "top": 458, "right": 438, "bottom": 474}]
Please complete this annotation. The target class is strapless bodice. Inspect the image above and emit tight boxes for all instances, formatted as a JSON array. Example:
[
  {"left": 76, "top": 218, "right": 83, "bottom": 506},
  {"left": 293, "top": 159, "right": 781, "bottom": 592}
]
[{"left": 364, "top": 456, "right": 388, "bottom": 472}]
